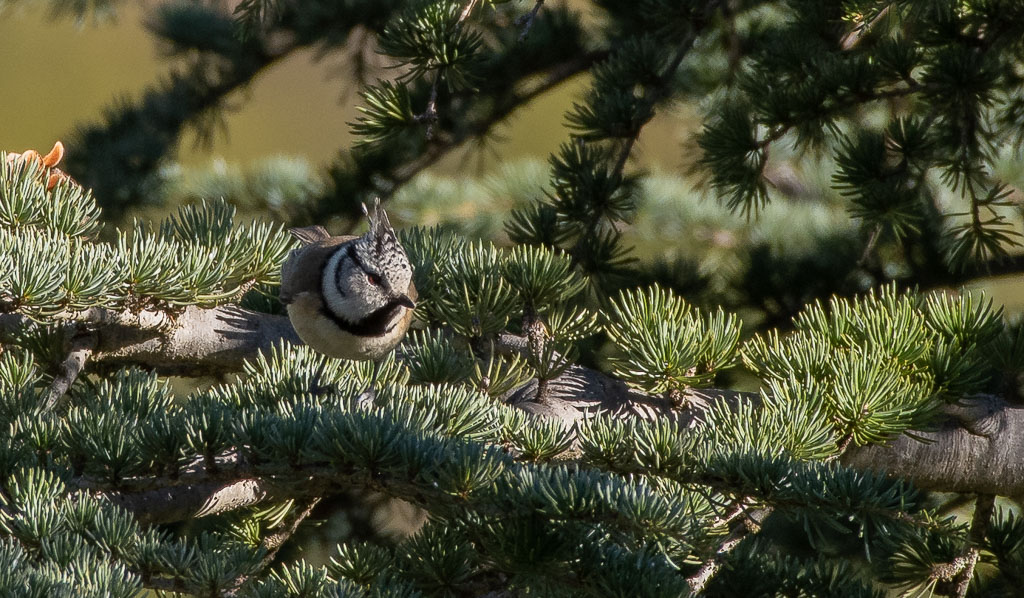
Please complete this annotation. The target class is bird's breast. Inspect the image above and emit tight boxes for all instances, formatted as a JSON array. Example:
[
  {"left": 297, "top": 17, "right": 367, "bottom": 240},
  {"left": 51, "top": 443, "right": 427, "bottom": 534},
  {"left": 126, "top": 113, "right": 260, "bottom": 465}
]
[{"left": 287, "top": 294, "right": 411, "bottom": 361}]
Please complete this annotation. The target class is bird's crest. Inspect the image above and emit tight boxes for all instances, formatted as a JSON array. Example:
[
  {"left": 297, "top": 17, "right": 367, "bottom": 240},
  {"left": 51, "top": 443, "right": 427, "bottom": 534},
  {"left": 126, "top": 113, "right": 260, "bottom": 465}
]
[
  {"left": 362, "top": 198, "right": 399, "bottom": 254},
  {"left": 362, "top": 198, "right": 395, "bottom": 239}
]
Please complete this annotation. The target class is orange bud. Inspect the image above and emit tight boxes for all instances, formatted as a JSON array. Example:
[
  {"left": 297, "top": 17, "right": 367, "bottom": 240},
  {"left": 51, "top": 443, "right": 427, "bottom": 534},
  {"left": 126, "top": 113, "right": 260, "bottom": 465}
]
[
  {"left": 46, "top": 169, "right": 73, "bottom": 191},
  {"left": 41, "top": 141, "right": 64, "bottom": 167}
]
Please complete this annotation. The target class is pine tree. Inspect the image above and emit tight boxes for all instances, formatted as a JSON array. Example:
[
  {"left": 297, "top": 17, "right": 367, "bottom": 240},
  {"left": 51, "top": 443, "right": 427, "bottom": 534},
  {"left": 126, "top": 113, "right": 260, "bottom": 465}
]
[{"left": 2, "top": 0, "right": 1024, "bottom": 596}]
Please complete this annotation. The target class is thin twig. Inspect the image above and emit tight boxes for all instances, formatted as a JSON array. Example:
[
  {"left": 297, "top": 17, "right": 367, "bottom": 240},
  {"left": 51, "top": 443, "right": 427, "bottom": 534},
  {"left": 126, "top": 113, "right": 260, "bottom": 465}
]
[
  {"left": 755, "top": 82, "right": 922, "bottom": 152},
  {"left": 687, "top": 507, "right": 772, "bottom": 594},
  {"left": 262, "top": 498, "right": 322, "bottom": 560},
  {"left": 414, "top": 0, "right": 480, "bottom": 138},
  {"left": 416, "top": 78, "right": 441, "bottom": 139},
  {"left": 840, "top": 4, "right": 892, "bottom": 50},
  {"left": 515, "top": 0, "right": 545, "bottom": 41},
  {"left": 609, "top": 17, "right": 705, "bottom": 182},
  {"left": 225, "top": 498, "right": 324, "bottom": 596},
  {"left": 953, "top": 493, "right": 995, "bottom": 597},
  {"left": 41, "top": 333, "right": 96, "bottom": 411},
  {"left": 605, "top": 24, "right": 695, "bottom": 178},
  {"left": 722, "top": 0, "right": 742, "bottom": 77},
  {"left": 858, "top": 223, "right": 884, "bottom": 268},
  {"left": 568, "top": 3, "right": 718, "bottom": 263},
  {"left": 458, "top": 0, "right": 479, "bottom": 23},
  {"left": 826, "top": 433, "right": 854, "bottom": 462},
  {"left": 611, "top": 137, "right": 637, "bottom": 181},
  {"left": 708, "top": 498, "right": 751, "bottom": 529},
  {"left": 927, "top": 493, "right": 994, "bottom": 596}
]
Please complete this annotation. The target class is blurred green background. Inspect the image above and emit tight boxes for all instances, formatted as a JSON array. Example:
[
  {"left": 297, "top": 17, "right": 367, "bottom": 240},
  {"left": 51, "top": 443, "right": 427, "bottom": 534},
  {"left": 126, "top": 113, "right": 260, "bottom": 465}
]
[{"left": 0, "top": 1, "right": 694, "bottom": 173}]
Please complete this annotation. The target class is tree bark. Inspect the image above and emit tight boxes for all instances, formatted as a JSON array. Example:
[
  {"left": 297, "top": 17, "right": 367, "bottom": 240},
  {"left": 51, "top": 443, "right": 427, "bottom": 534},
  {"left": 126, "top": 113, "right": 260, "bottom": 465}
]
[
  {"left": 0, "top": 305, "right": 301, "bottom": 376},
  {"left": 842, "top": 397, "right": 1024, "bottom": 497},
  {"left": 102, "top": 478, "right": 272, "bottom": 525}
]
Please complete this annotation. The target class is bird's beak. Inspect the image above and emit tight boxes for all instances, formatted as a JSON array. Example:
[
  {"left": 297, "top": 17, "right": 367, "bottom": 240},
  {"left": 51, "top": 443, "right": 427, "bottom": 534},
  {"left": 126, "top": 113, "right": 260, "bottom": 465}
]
[{"left": 396, "top": 294, "right": 416, "bottom": 309}]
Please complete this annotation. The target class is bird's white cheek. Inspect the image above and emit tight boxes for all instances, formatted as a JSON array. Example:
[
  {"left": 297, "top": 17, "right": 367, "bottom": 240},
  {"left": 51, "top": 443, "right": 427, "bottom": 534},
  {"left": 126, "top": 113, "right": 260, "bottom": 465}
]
[{"left": 322, "top": 253, "right": 349, "bottom": 311}]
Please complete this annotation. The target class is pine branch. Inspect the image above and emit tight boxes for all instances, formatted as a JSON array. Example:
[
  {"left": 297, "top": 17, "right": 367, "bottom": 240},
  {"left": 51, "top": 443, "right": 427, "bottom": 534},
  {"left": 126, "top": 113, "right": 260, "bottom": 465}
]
[
  {"left": 15, "top": 302, "right": 1024, "bottom": 499},
  {"left": 557, "top": 2, "right": 720, "bottom": 271},
  {"left": 336, "top": 50, "right": 607, "bottom": 232},
  {"left": 750, "top": 69, "right": 926, "bottom": 165},
  {"left": 410, "top": 0, "right": 481, "bottom": 138},
  {"left": 0, "top": 306, "right": 174, "bottom": 333},
  {"left": 92, "top": 447, "right": 686, "bottom": 533},
  {"left": 857, "top": 223, "right": 884, "bottom": 268},
  {"left": 372, "top": 50, "right": 608, "bottom": 207},
  {"left": 608, "top": 7, "right": 717, "bottom": 179},
  {"left": 75, "top": 368, "right": 1024, "bottom": 530},
  {"left": 415, "top": 79, "right": 441, "bottom": 139},
  {"left": 956, "top": 252, "right": 1024, "bottom": 282}
]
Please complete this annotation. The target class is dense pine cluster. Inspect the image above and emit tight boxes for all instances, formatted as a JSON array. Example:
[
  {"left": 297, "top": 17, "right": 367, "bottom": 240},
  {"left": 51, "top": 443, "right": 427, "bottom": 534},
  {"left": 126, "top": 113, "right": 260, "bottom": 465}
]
[{"left": 2, "top": 0, "right": 1024, "bottom": 596}]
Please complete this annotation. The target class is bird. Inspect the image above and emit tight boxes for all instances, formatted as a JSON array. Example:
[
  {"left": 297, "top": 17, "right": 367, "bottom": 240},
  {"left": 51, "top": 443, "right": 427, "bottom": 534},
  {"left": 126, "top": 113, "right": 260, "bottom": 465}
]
[{"left": 280, "top": 200, "right": 416, "bottom": 392}]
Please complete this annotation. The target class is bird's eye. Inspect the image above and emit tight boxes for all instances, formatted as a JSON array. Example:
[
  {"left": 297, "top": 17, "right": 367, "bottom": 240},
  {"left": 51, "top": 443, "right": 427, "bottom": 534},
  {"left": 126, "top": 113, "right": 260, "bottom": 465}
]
[{"left": 366, "top": 273, "right": 383, "bottom": 286}]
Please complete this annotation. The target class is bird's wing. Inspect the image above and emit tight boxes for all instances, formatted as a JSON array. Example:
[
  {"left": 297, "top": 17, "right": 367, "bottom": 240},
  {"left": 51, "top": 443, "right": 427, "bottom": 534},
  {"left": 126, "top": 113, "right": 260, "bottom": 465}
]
[
  {"left": 288, "top": 225, "right": 332, "bottom": 246},
  {"left": 279, "top": 235, "right": 355, "bottom": 305}
]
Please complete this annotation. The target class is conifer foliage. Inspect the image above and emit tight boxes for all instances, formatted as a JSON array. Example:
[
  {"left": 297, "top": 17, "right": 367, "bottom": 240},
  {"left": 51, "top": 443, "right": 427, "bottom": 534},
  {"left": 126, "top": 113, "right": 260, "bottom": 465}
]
[{"left": 3, "top": 1, "right": 1024, "bottom": 597}]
